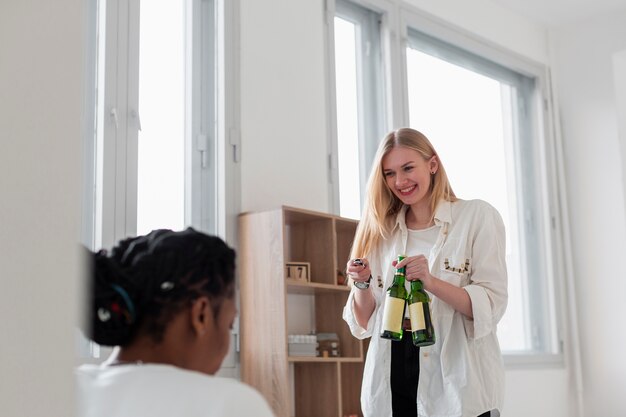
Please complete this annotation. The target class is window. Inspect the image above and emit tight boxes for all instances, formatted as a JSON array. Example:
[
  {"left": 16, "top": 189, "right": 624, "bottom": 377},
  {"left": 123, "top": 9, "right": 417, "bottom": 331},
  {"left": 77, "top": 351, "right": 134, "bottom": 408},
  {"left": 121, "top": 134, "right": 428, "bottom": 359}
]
[
  {"left": 80, "top": 0, "right": 218, "bottom": 361},
  {"left": 406, "top": 29, "right": 558, "bottom": 357},
  {"left": 332, "top": 0, "right": 385, "bottom": 219},
  {"left": 329, "top": 2, "right": 563, "bottom": 362},
  {"left": 87, "top": 0, "right": 217, "bottom": 251}
]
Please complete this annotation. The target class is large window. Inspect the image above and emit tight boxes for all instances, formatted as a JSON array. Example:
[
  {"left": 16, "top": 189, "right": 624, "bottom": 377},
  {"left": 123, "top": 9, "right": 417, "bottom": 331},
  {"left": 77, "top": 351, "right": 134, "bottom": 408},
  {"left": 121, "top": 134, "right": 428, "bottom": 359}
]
[
  {"left": 87, "top": 0, "right": 217, "bottom": 251},
  {"left": 80, "top": 0, "right": 218, "bottom": 361},
  {"left": 331, "top": 1, "right": 562, "bottom": 361},
  {"left": 332, "top": 0, "right": 385, "bottom": 219},
  {"left": 406, "top": 29, "right": 557, "bottom": 356}
]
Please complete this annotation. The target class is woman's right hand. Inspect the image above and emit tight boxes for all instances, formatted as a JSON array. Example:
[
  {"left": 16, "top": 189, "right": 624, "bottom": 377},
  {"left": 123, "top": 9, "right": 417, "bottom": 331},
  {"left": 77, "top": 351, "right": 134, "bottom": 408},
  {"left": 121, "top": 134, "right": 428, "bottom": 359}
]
[
  {"left": 347, "top": 258, "right": 376, "bottom": 329},
  {"left": 346, "top": 258, "right": 371, "bottom": 284}
]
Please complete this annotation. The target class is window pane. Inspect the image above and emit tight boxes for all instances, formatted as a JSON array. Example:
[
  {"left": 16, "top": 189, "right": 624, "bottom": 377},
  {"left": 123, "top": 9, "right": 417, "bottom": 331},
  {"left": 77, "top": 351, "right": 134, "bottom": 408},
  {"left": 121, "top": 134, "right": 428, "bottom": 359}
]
[
  {"left": 406, "top": 48, "right": 526, "bottom": 351},
  {"left": 334, "top": 17, "right": 361, "bottom": 220},
  {"left": 137, "top": 0, "right": 185, "bottom": 235}
]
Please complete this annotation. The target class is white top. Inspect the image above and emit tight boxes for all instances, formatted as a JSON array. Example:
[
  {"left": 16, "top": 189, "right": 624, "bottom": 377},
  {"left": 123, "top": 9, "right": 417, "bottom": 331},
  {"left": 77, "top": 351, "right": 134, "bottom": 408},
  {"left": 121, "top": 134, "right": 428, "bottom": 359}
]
[
  {"left": 76, "top": 363, "right": 275, "bottom": 417},
  {"left": 404, "top": 224, "right": 440, "bottom": 292},
  {"left": 402, "top": 225, "right": 439, "bottom": 317},
  {"left": 343, "top": 199, "right": 508, "bottom": 417}
]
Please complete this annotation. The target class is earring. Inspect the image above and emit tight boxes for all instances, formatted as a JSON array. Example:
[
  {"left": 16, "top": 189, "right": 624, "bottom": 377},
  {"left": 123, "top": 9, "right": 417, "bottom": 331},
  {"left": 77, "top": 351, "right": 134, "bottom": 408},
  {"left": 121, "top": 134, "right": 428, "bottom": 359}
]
[{"left": 431, "top": 171, "right": 435, "bottom": 175}]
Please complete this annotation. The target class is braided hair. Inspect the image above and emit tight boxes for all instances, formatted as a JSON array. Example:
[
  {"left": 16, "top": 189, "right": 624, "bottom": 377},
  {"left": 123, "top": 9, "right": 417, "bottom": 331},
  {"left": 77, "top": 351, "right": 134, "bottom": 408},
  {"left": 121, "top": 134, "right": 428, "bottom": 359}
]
[{"left": 84, "top": 228, "right": 236, "bottom": 347}]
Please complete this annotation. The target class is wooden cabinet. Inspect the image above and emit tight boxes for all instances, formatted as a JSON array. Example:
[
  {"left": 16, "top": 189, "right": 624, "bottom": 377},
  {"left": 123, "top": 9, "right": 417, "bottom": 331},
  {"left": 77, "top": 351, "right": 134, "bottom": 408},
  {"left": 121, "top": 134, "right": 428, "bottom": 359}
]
[{"left": 239, "top": 206, "right": 365, "bottom": 417}]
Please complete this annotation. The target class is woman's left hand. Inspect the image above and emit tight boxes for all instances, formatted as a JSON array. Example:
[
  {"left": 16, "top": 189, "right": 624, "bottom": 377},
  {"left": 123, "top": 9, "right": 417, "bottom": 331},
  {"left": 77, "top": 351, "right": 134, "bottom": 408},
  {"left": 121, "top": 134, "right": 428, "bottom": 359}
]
[{"left": 394, "top": 255, "right": 434, "bottom": 289}]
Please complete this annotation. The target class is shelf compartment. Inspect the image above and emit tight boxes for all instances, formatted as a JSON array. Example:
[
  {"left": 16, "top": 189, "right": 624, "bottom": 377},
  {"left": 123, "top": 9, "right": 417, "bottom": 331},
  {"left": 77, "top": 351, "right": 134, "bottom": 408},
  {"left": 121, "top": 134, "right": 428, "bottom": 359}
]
[
  {"left": 284, "top": 209, "right": 335, "bottom": 285},
  {"left": 315, "top": 291, "right": 362, "bottom": 359},
  {"left": 340, "top": 361, "right": 366, "bottom": 417},
  {"left": 294, "top": 362, "right": 340, "bottom": 417}
]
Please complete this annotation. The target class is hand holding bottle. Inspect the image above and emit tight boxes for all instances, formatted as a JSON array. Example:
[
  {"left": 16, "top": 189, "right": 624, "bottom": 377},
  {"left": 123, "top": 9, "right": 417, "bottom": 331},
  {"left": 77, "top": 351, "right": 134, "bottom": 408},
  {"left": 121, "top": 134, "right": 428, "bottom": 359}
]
[{"left": 394, "top": 255, "right": 434, "bottom": 289}]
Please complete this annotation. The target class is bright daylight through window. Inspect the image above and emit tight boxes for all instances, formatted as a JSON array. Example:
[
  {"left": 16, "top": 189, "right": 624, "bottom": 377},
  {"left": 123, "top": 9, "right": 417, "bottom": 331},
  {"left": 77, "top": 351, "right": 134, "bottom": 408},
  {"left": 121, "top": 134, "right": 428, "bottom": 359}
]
[
  {"left": 333, "top": 1, "right": 559, "bottom": 359},
  {"left": 406, "top": 48, "right": 525, "bottom": 351},
  {"left": 137, "top": 0, "right": 186, "bottom": 235},
  {"left": 92, "top": 0, "right": 216, "bottom": 251}
]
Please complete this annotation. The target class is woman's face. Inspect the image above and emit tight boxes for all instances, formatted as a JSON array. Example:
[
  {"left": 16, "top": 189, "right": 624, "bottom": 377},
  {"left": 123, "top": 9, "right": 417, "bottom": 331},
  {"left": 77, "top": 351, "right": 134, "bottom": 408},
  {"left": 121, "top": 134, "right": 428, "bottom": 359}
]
[{"left": 382, "top": 146, "right": 436, "bottom": 208}]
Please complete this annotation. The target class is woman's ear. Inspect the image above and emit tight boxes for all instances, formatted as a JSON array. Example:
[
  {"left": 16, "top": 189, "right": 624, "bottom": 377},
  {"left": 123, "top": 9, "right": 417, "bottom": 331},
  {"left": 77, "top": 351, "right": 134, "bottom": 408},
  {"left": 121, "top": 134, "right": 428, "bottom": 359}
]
[
  {"left": 190, "top": 296, "right": 214, "bottom": 337},
  {"left": 429, "top": 155, "right": 439, "bottom": 174}
]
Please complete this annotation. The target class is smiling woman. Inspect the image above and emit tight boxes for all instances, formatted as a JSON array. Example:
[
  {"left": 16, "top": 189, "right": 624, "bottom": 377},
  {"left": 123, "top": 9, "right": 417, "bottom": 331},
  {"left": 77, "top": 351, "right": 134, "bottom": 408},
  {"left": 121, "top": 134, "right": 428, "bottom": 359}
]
[
  {"left": 76, "top": 228, "right": 275, "bottom": 417},
  {"left": 344, "top": 128, "right": 506, "bottom": 417}
]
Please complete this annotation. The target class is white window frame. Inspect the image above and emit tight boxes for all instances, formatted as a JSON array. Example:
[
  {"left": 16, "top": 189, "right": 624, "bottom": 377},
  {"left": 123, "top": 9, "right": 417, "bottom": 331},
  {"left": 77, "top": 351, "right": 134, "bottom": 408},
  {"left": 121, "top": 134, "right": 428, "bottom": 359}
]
[
  {"left": 80, "top": 0, "right": 242, "bottom": 371},
  {"left": 401, "top": 9, "right": 566, "bottom": 366},
  {"left": 405, "top": 26, "right": 560, "bottom": 364},
  {"left": 327, "top": 0, "right": 572, "bottom": 367},
  {"left": 326, "top": 0, "right": 387, "bottom": 215},
  {"left": 84, "top": 0, "right": 220, "bottom": 252}
]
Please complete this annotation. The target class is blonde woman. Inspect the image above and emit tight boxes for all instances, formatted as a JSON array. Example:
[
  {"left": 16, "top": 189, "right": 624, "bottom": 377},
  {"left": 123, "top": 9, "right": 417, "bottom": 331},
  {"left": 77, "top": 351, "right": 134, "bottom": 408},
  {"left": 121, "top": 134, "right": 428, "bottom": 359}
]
[{"left": 343, "top": 128, "right": 507, "bottom": 417}]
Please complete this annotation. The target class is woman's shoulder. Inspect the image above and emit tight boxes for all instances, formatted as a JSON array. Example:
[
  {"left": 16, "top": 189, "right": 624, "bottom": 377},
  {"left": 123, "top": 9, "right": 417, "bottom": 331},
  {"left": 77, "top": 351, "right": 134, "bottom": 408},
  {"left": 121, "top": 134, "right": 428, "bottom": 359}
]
[
  {"left": 76, "top": 364, "right": 275, "bottom": 416},
  {"left": 449, "top": 199, "right": 503, "bottom": 227},
  {"left": 451, "top": 198, "right": 499, "bottom": 215}
]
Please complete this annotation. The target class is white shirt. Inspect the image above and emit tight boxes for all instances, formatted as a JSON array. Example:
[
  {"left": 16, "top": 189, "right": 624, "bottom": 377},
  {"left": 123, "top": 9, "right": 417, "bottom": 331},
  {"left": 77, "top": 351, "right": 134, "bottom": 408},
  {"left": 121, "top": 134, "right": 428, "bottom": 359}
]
[
  {"left": 76, "top": 363, "right": 275, "bottom": 417},
  {"left": 402, "top": 225, "right": 439, "bottom": 318},
  {"left": 343, "top": 199, "right": 508, "bottom": 417}
]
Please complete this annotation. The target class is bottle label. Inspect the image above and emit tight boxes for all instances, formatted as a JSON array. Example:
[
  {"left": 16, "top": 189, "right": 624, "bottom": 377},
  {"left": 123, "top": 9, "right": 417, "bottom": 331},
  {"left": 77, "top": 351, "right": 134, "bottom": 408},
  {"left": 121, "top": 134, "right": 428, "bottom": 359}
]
[
  {"left": 409, "top": 302, "right": 426, "bottom": 331},
  {"left": 382, "top": 296, "right": 405, "bottom": 333}
]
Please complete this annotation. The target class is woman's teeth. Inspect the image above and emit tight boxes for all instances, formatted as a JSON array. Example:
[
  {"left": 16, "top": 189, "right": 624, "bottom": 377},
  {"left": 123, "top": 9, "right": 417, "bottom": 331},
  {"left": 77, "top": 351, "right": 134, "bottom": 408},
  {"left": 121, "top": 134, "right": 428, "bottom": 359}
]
[{"left": 399, "top": 185, "right": 415, "bottom": 195}]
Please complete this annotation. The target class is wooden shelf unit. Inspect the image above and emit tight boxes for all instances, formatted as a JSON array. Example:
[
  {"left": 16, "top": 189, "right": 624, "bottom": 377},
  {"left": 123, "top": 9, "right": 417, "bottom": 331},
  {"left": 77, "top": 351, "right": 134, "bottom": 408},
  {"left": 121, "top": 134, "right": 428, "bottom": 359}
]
[{"left": 239, "top": 206, "right": 364, "bottom": 417}]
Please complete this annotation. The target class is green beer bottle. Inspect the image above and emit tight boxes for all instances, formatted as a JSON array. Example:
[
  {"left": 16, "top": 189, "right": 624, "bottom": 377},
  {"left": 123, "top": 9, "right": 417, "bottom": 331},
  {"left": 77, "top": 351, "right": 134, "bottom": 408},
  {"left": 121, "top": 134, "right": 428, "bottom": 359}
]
[
  {"left": 380, "top": 255, "right": 408, "bottom": 341},
  {"left": 408, "top": 277, "right": 435, "bottom": 347}
]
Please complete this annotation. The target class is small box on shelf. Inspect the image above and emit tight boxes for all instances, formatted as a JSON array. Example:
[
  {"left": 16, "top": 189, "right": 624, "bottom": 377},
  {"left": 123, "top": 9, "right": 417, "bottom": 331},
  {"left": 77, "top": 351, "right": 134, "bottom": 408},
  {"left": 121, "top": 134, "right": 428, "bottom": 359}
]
[
  {"left": 285, "top": 261, "right": 310, "bottom": 282},
  {"left": 288, "top": 334, "right": 317, "bottom": 357},
  {"left": 317, "top": 332, "right": 340, "bottom": 358}
]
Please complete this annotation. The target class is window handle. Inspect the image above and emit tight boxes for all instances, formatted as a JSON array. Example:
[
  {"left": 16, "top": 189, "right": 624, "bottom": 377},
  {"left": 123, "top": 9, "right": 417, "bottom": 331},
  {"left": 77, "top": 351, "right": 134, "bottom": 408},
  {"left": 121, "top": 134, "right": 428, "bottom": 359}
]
[
  {"left": 197, "top": 133, "right": 208, "bottom": 168},
  {"left": 130, "top": 109, "right": 142, "bottom": 131},
  {"left": 109, "top": 108, "right": 119, "bottom": 129}
]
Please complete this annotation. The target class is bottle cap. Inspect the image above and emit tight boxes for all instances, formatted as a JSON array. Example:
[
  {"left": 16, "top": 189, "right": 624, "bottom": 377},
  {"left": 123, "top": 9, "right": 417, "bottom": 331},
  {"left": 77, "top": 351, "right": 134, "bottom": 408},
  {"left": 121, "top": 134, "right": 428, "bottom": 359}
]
[{"left": 396, "top": 255, "right": 406, "bottom": 274}]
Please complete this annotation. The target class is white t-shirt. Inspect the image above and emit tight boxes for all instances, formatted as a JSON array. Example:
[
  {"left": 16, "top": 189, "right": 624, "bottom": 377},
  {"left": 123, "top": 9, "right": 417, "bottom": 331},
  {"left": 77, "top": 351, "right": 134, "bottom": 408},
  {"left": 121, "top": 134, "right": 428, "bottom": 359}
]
[
  {"left": 76, "top": 363, "right": 275, "bottom": 417},
  {"left": 403, "top": 224, "right": 440, "bottom": 317},
  {"left": 404, "top": 224, "right": 440, "bottom": 293}
]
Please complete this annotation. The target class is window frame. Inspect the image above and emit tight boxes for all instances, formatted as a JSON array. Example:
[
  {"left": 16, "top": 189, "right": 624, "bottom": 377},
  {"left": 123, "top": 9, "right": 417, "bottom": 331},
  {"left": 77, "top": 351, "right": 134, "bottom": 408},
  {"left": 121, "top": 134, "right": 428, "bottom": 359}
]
[
  {"left": 81, "top": 0, "right": 241, "bottom": 370},
  {"left": 85, "top": 0, "right": 219, "bottom": 251},
  {"left": 328, "top": 0, "right": 569, "bottom": 367},
  {"left": 405, "top": 27, "right": 561, "bottom": 363},
  {"left": 327, "top": 0, "right": 387, "bottom": 216}
]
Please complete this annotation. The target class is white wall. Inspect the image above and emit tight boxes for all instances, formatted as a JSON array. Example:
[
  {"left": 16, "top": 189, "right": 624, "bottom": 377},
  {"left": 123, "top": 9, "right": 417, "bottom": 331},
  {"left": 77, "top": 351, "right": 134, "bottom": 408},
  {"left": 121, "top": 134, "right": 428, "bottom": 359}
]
[
  {"left": 0, "top": 2, "right": 83, "bottom": 417},
  {"left": 615, "top": 49, "right": 626, "bottom": 205},
  {"left": 238, "top": 1, "right": 575, "bottom": 417},
  {"left": 404, "top": 0, "right": 549, "bottom": 64},
  {"left": 239, "top": 0, "right": 330, "bottom": 213},
  {"left": 549, "top": 10, "right": 626, "bottom": 417}
]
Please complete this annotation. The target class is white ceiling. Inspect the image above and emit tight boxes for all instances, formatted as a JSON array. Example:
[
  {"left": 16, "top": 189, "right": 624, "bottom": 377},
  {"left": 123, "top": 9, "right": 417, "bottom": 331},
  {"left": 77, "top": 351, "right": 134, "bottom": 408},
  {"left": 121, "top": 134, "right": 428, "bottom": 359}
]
[{"left": 490, "top": 0, "right": 626, "bottom": 27}]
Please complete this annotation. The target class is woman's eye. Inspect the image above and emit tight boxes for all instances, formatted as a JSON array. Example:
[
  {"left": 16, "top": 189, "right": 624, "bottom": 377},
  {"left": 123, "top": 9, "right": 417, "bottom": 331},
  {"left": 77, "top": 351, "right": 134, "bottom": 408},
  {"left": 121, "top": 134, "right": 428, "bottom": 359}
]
[
  {"left": 404, "top": 166, "right": 413, "bottom": 172},
  {"left": 384, "top": 171, "right": 394, "bottom": 177}
]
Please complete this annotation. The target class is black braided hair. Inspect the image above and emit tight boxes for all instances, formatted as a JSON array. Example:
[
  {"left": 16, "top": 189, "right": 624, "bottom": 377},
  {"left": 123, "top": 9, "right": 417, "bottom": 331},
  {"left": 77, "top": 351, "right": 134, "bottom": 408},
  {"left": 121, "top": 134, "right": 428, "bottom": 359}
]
[{"left": 84, "top": 228, "right": 236, "bottom": 347}]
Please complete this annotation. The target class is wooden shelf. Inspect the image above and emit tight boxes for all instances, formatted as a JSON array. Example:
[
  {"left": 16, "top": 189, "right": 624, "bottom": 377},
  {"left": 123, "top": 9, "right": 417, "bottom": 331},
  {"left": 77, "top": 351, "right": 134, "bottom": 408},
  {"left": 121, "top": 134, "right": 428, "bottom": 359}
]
[
  {"left": 239, "top": 206, "right": 362, "bottom": 417},
  {"left": 288, "top": 356, "right": 362, "bottom": 363},
  {"left": 286, "top": 279, "right": 350, "bottom": 294}
]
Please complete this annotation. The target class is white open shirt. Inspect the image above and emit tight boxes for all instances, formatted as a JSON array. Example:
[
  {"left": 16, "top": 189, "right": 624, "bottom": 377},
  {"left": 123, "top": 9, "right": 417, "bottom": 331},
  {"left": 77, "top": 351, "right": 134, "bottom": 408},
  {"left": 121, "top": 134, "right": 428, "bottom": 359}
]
[{"left": 343, "top": 199, "right": 508, "bottom": 417}]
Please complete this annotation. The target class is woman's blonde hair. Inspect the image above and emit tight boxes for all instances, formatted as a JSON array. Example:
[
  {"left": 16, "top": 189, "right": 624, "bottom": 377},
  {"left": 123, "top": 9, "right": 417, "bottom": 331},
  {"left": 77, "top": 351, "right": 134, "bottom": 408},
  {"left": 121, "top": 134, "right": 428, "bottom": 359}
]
[{"left": 350, "top": 128, "right": 456, "bottom": 259}]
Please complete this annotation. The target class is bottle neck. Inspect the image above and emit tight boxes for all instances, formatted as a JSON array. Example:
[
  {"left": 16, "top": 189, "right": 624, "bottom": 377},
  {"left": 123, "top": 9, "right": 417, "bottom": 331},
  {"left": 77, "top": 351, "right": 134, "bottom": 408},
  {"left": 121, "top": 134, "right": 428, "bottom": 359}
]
[
  {"left": 392, "top": 268, "right": 405, "bottom": 286},
  {"left": 410, "top": 279, "right": 424, "bottom": 291}
]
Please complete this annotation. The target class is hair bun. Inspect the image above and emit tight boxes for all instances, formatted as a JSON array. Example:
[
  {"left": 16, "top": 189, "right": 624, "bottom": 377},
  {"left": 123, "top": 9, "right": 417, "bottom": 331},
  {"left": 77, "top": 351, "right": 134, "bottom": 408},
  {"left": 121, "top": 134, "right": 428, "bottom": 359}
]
[{"left": 87, "top": 252, "right": 138, "bottom": 346}]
